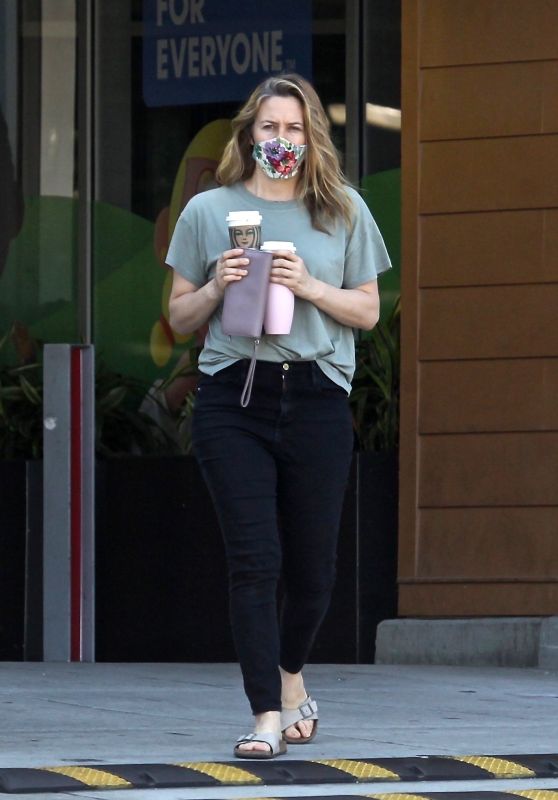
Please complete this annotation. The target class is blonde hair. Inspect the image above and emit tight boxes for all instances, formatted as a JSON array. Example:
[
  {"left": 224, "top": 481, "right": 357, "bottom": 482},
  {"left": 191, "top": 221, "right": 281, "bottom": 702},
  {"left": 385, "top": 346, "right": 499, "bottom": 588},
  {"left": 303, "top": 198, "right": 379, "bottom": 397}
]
[{"left": 216, "top": 73, "right": 354, "bottom": 233}]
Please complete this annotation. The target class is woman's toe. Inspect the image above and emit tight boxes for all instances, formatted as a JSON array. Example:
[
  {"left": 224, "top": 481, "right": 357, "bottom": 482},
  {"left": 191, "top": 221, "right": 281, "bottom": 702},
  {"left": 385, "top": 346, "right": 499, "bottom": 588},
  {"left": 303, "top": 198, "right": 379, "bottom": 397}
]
[
  {"left": 285, "top": 720, "right": 314, "bottom": 739},
  {"left": 285, "top": 723, "right": 302, "bottom": 739},
  {"left": 299, "top": 720, "right": 314, "bottom": 738},
  {"left": 239, "top": 741, "right": 271, "bottom": 753}
]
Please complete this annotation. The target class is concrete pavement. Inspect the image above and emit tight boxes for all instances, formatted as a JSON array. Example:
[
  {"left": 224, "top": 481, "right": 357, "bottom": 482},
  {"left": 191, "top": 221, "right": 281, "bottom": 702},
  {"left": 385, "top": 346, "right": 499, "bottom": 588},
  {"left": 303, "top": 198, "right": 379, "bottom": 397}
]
[{"left": 1, "top": 662, "right": 558, "bottom": 798}]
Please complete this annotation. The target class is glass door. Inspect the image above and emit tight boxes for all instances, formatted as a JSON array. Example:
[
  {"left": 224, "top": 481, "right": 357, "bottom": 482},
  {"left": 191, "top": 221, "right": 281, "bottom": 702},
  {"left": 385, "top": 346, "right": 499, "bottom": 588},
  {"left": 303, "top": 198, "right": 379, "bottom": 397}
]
[
  {"left": 93, "top": 0, "right": 349, "bottom": 393},
  {"left": 0, "top": 0, "right": 80, "bottom": 360}
]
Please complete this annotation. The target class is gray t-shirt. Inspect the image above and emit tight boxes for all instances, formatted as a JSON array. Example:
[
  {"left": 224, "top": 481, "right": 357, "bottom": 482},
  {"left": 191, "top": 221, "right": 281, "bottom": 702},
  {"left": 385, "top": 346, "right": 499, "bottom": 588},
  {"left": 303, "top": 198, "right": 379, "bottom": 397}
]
[{"left": 166, "top": 181, "right": 391, "bottom": 392}]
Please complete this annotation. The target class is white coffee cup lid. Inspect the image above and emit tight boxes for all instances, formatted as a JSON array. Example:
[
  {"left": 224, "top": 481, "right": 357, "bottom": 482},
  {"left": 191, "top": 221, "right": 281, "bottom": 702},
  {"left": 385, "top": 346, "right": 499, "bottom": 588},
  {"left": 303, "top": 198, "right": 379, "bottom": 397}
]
[
  {"left": 226, "top": 210, "right": 262, "bottom": 226},
  {"left": 261, "top": 240, "right": 296, "bottom": 252}
]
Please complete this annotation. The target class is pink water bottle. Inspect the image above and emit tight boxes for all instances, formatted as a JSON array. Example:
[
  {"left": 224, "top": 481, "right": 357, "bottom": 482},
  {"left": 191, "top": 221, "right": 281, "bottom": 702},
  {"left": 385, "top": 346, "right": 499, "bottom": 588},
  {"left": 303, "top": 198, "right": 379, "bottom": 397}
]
[{"left": 262, "top": 241, "right": 296, "bottom": 335}]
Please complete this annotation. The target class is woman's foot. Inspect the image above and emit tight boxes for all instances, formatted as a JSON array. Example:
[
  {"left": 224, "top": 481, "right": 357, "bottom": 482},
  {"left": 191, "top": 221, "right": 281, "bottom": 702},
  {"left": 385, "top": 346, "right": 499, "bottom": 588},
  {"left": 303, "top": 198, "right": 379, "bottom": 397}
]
[
  {"left": 235, "top": 711, "right": 281, "bottom": 754},
  {"left": 280, "top": 667, "right": 316, "bottom": 741}
]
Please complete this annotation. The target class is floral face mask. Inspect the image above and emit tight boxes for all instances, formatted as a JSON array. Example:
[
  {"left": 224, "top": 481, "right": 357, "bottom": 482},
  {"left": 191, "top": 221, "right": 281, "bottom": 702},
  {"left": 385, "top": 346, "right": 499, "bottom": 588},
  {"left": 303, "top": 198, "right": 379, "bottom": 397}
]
[{"left": 252, "top": 136, "right": 307, "bottom": 180}]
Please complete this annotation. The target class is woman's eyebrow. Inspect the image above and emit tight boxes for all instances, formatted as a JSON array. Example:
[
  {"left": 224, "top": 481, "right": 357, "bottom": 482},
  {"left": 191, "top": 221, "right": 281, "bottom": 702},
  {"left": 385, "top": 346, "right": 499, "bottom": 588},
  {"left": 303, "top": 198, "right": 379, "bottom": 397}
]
[{"left": 259, "top": 118, "right": 303, "bottom": 125}]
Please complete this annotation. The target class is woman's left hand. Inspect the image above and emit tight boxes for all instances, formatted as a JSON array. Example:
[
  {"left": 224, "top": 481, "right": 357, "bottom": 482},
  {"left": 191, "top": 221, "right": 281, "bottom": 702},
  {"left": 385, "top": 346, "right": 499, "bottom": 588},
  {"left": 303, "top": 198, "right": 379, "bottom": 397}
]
[
  {"left": 269, "top": 251, "right": 317, "bottom": 301},
  {"left": 270, "top": 250, "right": 380, "bottom": 330}
]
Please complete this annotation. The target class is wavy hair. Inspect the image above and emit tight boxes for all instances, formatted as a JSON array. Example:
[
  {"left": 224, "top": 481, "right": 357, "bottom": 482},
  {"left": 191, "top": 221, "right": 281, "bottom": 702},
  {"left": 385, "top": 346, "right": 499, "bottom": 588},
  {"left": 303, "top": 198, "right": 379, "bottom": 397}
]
[{"left": 216, "top": 73, "right": 354, "bottom": 233}]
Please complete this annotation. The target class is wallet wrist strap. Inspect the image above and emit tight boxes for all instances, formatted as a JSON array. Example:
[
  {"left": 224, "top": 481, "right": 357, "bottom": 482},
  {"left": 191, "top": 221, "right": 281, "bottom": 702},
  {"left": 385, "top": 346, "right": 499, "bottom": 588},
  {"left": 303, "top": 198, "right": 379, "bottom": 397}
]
[{"left": 240, "top": 338, "right": 259, "bottom": 408}]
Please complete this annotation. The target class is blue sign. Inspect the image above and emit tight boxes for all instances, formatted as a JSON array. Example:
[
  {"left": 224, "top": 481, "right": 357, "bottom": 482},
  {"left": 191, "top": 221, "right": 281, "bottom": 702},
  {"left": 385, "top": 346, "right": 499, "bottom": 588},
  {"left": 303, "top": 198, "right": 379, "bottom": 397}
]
[{"left": 143, "top": 0, "right": 313, "bottom": 107}]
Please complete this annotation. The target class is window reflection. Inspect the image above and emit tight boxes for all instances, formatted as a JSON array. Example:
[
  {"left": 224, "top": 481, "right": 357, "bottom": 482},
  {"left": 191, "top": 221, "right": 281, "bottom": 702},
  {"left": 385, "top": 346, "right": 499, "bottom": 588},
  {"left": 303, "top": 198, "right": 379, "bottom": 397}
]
[{"left": 0, "top": 0, "right": 78, "bottom": 345}]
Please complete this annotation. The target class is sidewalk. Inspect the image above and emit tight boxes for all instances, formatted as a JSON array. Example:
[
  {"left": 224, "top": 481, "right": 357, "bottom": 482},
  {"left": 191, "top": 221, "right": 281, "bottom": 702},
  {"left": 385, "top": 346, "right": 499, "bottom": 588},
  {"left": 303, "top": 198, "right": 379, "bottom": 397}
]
[{"left": 1, "top": 662, "right": 557, "bottom": 798}]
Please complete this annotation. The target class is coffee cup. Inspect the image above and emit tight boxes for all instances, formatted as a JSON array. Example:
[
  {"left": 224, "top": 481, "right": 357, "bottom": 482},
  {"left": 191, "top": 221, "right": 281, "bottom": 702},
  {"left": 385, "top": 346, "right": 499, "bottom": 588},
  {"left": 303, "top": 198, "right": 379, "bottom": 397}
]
[
  {"left": 226, "top": 210, "right": 262, "bottom": 250},
  {"left": 261, "top": 241, "right": 296, "bottom": 335}
]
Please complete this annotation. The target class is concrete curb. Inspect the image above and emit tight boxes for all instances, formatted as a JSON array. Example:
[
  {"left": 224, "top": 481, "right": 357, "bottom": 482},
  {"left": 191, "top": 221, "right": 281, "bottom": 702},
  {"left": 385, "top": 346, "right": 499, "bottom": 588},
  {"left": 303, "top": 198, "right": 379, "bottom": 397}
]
[
  {"left": 539, "top": 616, "right": 558, "bottom": 669},
  {"left": 375, "top": 617, "right": 558, "bottom": 668}
]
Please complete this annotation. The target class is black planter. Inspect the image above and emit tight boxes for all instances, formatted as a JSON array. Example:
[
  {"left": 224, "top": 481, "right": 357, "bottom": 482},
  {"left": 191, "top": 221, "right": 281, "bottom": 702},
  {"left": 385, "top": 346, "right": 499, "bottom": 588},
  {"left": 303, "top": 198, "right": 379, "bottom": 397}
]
[
  {"left": 2, "top": 451, "right": 398, "bottom": 664},
  {"left": 0, "top": 459, "right": 42, "bottom": 660},
  {"left": 0, "top": 460, "right": 26, "bottom": 660},
  {"left": 95, "top": 455, "right": 233, "bottom": 661},
  {"left": 95, "top": 452, "right": 398, "bottom": 664},
  {"left": 313, "top": 450, "right": 399, "bottom": 663}
]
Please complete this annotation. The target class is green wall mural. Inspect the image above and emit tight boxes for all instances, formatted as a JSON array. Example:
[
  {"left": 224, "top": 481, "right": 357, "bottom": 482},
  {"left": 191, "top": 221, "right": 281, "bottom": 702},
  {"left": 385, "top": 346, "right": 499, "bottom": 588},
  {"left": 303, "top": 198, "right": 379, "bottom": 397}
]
[{"left": 0, "top": 128, "right": 400, "bottom": 387}]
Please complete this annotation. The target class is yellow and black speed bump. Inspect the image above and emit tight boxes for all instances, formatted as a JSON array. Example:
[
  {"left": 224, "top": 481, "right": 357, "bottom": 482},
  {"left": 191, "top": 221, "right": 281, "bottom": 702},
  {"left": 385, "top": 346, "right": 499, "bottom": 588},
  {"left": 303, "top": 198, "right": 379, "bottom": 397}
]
[
  {"left": 187, "top": 793, "right": 558, "bottom": 799},
  {"left": 0, "top": 753, "right": 557, "bottom": 794},
  {"left": 198, "top": 793, "right": 558, "bottom": 800}
]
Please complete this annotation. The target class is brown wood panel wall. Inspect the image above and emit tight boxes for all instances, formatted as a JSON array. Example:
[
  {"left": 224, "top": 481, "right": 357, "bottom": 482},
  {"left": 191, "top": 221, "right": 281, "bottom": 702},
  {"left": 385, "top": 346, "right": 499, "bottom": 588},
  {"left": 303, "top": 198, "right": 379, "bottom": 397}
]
[
  {"left": 399, "top": 583, "right": 558, "bottom": 617},
  {"left": 419, "top": 285, "right": 558, "bottom": 360},
  {"left": 420, "top": 210, "right": 558, "bottom": 287},
  {"left": 419, "top": 360, "right": 558, "bottom": 433},
  {"left": 399, "top": 0, "right": 558, "bottom": 616},
  {"left": 419, "top": 0, "right": 558, "bottom": 66},
  {"left": 419, "top": 433, "right": 558, "bottom": 508},
  {"left": 420, "top": 136, "right": 558, "bottom": 214},
  {"left": 399, "top": 0, "right": 421, "bottom": 580},
  {"left": 418, "top": 508, "right": 558, "bottom": 578},
  {"left": 421, "top": 62, "right": 558, "bottom": 141}
]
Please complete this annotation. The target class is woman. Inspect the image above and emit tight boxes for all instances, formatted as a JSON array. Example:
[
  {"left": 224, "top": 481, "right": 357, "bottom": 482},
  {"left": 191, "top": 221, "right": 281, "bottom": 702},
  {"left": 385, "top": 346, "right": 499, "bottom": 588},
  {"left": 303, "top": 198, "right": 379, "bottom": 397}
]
[{"left": 167, "top": 73, "right": 391, "bottom": 759}]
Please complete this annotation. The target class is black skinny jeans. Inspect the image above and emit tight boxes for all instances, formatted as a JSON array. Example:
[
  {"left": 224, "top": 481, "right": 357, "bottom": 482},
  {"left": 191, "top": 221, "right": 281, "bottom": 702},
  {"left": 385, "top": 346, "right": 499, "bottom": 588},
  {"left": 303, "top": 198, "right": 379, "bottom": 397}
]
[{"left": 191, "top": 359, "right": 354, "bottom": 714}]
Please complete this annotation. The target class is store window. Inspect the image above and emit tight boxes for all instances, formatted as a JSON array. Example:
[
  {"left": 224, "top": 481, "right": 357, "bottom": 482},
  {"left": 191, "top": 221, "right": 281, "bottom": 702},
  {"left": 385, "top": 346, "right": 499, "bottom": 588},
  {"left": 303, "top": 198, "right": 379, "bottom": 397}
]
[
  {"left": 0, "top": 0, "right": 400, "bottom": 440},
  {"left": 0, "top": 0, "right": 79, "bottom": 362},
  {"left": 93, "top": 0, "right": 348, "bottom": 392},
  {"left": 363, "top": 0, "right": 401, "bottom": 317}
]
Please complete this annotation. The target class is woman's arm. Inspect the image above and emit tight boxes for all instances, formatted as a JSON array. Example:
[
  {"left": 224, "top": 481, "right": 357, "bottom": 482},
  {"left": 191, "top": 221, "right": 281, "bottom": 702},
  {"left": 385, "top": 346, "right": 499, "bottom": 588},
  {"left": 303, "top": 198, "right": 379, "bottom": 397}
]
[
  {"left": 168, "top": 272, "right": 221, "bottom": 335},
  {"left": 269, "top": 251, "right": 380, "bottom": 331},
  {"left": 168, "top": 248, "right": 249, "bottom": 335},
  {"left": 304, "top": 278, "right": 380, "bottom": 331}
]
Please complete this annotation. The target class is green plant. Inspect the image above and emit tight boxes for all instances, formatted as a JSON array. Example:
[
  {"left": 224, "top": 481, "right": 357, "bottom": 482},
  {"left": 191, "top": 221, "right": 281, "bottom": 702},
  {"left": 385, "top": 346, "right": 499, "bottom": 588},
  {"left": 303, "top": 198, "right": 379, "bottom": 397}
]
[
  {"left": 0, "top": 328, "right": 43, "bottom": 459},
  {"left": 349, "top": 296, "right": 400, "bottom": 452},
  {"left": 94, "top": 362, "right": 180, "bottom": 458},
  {"left": 175, "top": 389, "right": 196, "bottom": 454},
  {"left": 154, "top": 338, "right": 201, "bottom": 454},
  {"left": 0, "top": 326, "right": 193, "bottom": 460}
]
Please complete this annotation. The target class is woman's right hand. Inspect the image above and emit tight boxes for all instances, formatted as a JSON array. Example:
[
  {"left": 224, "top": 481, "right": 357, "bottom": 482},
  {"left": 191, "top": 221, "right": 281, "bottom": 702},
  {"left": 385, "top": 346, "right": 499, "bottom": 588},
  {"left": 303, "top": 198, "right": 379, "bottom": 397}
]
[
  {"left": 215, "top": 248, "right": 249, "bottom": 295},
  {"left": 168, "top": 250, "right": 249, "bottom": 336}
]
